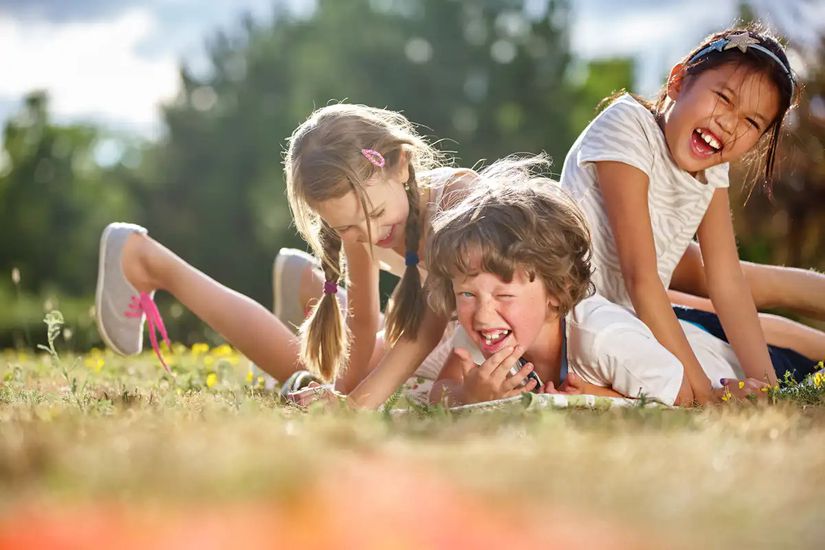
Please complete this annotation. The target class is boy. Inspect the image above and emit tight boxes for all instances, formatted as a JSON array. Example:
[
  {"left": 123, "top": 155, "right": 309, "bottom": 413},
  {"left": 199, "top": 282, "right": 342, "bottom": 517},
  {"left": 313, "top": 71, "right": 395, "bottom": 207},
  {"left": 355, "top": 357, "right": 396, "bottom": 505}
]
[{"left": 424, "top": 158, "right": 767, "bottom": 406}]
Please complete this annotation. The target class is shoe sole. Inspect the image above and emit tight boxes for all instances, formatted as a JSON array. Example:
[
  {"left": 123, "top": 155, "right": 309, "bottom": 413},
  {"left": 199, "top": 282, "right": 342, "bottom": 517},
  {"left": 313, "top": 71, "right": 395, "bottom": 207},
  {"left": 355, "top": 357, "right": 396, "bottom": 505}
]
[
  {"left": 95, "top": 224, "right": 126, "bottom": 355},
  {"left": 272, "top": 252, "right": 288, "bottom": 321}
]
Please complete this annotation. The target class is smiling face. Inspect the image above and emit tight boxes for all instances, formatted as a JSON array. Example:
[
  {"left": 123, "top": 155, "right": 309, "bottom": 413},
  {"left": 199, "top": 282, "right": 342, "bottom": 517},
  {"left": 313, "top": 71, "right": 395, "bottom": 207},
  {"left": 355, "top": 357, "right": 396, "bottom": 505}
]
[
  {"left": 661, "top": 63, "right": 780, "bottom": 175},
  {"left": 452, "top": 267, "right": 560, "bottom": 358},
  {"left": 312, "top": 162, "right": 410, "bottom": 249}
]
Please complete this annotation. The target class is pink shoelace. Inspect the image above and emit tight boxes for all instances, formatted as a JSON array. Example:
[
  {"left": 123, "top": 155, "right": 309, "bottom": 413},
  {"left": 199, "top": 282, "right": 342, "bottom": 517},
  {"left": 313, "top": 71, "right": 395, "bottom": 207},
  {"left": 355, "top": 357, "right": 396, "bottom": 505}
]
[{"left": 125, "top": 291, "right": 172, "bottom": 373}]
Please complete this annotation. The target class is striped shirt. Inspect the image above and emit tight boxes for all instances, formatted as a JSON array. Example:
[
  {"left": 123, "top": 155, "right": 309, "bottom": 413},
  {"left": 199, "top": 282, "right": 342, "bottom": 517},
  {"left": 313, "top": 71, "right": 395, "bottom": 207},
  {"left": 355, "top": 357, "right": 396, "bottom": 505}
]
[{"left": 560, "top": 94, "right": 729, "bottom": 309}]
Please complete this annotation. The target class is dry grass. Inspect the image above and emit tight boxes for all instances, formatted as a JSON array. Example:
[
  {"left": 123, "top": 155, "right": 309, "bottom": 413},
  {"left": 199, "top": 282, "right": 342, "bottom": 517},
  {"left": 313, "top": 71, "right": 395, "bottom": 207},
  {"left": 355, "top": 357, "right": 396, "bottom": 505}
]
[{"left": 1, "top": 342, "right": 824, "bottom": 549}]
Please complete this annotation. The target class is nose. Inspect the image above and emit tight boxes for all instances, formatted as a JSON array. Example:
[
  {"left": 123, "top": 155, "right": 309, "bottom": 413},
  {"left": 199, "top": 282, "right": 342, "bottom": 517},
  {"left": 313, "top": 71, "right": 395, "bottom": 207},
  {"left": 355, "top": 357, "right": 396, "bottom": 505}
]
[
  {"left": 473, "top": 296, "right": 499, "bottom": 325},
  {"left": 715, "top": 109, "right": 736, "bottom": 137}
]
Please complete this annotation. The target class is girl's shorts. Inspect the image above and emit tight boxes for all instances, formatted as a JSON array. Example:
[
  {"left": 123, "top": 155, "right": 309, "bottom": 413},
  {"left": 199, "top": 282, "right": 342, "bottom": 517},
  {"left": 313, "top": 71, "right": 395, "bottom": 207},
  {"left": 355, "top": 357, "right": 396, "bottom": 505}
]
[{"left": 672, "top": 306, "right": 818, "bottom": 381}]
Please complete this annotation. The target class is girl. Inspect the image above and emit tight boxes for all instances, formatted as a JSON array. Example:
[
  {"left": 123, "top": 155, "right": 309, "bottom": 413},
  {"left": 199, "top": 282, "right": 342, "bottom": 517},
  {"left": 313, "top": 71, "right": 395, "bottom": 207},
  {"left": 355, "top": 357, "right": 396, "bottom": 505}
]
[
  {"left": 424, "top": 158, "right": 768, "bottom": 407},
  {"left": 96, "top": 104, "right": 468, "bottom": 408},
  {"left": 559, "top": 26, "right": 823, "bottom": 404}
]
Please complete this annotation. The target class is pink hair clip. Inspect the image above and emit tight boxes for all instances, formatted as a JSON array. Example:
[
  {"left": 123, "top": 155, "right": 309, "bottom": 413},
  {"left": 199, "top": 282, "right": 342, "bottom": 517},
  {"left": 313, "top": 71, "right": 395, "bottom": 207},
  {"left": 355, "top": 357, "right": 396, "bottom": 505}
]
[{"left": 361, "top": 148, "right": 385, "bottom": 168}]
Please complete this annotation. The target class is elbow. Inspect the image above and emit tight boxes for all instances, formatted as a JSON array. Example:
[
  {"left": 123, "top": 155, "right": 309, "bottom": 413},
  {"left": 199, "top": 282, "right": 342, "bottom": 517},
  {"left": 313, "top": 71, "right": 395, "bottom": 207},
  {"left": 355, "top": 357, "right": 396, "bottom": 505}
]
[{"left": 624, "top": 270, "right": 664, "bottom": 299}]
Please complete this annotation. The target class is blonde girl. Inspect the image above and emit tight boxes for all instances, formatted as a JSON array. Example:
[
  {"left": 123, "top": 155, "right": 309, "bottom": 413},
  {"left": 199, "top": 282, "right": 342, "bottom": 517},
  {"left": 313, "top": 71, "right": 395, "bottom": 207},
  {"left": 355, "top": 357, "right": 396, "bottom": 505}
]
[{"left": 96, "top": 104, "right": 470, "bottom": 407}]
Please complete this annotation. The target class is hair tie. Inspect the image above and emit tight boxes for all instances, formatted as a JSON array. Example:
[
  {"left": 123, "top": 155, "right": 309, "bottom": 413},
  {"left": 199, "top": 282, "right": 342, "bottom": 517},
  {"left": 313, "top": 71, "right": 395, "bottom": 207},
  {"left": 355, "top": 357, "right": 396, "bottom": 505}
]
[
  {"left": 405, "top": 251, "right": 419, "bottom": 267},
  {"left": 323, "top": 281, "right": 338, "bottom": 295},
  {"left": 361, "top": 148, "right": 385, "bottom": 168}
]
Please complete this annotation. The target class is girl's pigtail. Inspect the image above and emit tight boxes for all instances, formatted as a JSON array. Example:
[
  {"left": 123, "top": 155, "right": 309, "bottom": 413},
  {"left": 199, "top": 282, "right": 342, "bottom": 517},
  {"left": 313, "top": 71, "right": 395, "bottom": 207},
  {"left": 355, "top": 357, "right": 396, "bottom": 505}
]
[
  {"left": 299, "top": 226, "right": 350, "bottom": 381},
  {"left": 384, "top": 165, "right": 426, "bottom": 344}
]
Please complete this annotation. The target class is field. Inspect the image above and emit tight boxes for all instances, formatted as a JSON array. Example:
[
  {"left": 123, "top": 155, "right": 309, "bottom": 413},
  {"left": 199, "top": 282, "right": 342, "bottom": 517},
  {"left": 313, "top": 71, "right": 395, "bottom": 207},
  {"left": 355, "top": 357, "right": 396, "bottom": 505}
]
[{"left": 1, "top": 318, "right": 825, "bottom": 549}]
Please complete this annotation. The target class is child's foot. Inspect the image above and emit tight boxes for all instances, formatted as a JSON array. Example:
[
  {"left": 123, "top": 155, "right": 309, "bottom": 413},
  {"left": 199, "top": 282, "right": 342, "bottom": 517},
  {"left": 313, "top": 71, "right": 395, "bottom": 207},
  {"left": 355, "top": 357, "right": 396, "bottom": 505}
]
[
  {"left": 95, "top": 223, "right": 171, "bottom": 371},
  {"left": 272, "top": 248, "right": 320, "bottom": 333}
]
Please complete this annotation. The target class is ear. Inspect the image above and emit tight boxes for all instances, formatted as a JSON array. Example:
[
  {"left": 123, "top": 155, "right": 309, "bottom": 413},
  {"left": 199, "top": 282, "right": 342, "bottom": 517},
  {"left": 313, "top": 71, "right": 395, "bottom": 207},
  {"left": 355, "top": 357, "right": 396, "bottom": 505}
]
[
  {"left": 394, "top": 148, "right": 410, "bottom": 184},
  {"left": 666, "top": 63, "right": 686, "bottom": 100},
  {"left": 546, "top": 292, "right": 561, "bottom": 311}
]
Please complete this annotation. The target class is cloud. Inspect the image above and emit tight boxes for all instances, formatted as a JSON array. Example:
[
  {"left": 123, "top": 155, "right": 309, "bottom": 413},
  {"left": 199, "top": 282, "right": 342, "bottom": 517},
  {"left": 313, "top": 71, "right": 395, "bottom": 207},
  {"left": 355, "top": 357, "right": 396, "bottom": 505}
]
[
  {"left": 570, "top": 0, "right": 738, "bottom": 94},
  {"left": 0, "top": 0, "right": 141, "bottom": 23},
  {"left": 0, "top": 7, "right": 179, "bottom": 135}
]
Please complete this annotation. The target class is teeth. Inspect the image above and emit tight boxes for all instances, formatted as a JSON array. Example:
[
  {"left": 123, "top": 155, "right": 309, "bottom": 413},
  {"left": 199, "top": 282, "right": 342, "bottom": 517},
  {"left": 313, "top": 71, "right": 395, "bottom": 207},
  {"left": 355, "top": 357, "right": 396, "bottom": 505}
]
[
  {"left": 482, "top": 330, "right": 510, "bottom": 344},
  {"left": 697, "top": 129, "right": 721, "bottom": 150}
]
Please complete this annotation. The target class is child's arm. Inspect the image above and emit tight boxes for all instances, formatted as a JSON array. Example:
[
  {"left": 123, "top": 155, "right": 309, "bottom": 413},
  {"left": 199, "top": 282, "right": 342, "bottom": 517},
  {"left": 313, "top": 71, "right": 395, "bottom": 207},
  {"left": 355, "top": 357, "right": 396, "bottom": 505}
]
[
  {"left": 544, "top": 374, "right": 626, "bottom": 398},
  {"left": 336, "top": 240, "right": 381, "bottom": 394},
  {"left": 347, "top": 305, "right": 448, "bottom": 409},
  {"left": 696, "top": 189, "right": 777, "bottom": 385},
  {"left": 429, "top": 351, "right": 465, "bottom": 405},
  {"left": 595, "top": 161, "right": 713, "bottom": 404}
]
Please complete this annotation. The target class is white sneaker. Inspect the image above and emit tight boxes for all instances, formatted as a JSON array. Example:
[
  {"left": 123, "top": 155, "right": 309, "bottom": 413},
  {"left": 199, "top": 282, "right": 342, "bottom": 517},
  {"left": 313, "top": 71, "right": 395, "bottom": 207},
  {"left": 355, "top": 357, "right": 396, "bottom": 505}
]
[{"left": 95, "top": 222, "right": 171, "bottom": 371}]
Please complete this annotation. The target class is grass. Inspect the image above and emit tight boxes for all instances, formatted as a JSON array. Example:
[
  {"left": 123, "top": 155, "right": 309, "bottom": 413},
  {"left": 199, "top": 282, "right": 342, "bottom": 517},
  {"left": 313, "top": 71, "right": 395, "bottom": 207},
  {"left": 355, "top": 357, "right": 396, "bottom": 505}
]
[{"left": 1, "top": 314, "right": 825, "bottom": 548}]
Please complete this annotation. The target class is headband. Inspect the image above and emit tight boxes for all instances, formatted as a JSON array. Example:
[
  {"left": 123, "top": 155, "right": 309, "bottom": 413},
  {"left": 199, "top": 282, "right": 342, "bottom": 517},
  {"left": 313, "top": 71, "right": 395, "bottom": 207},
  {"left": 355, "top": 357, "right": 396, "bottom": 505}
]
[{"left": 688, "top": 32, "right": 795, "bottom": 94}]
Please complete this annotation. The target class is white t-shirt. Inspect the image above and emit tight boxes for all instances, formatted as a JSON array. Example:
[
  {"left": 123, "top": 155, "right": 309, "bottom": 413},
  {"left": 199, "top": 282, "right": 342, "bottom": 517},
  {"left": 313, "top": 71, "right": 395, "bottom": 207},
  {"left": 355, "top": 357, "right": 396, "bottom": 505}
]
[
  {"left": 559, "top": 94, "right": 730, "bottom": 309},
  {"left": 452, "top": 293, "right": 744, "bottom": 406}
]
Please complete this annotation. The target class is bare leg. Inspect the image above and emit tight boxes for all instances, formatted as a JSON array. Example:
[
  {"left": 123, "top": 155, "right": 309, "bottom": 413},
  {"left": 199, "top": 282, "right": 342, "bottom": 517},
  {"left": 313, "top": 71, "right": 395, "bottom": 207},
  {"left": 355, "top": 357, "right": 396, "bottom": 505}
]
[
  {"left": 671, "top": 242, "right": 825, "bottom": 320},
  {"left": 123, "top": 233, "right": 301, "bottom": 380},
  {"left": 669, "top": 290, "right": 825, "bottom": 361}
]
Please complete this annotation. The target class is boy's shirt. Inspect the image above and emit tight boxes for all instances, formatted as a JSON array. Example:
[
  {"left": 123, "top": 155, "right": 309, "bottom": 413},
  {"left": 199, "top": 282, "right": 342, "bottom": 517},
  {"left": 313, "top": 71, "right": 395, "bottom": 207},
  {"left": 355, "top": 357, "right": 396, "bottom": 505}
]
[{"left": 453, "top": 293, "right": 744, "bottom": 406}]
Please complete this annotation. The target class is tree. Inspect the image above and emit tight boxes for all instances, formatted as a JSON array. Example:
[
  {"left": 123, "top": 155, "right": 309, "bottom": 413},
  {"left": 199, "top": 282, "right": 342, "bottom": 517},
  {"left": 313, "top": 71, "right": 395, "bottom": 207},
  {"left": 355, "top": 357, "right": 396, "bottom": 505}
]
[
  {"left": 140, "top": 0, "right": 610, "bottom": 304},
  {"left": 0, "top": 92, "right": 134, "bottom": 295}
]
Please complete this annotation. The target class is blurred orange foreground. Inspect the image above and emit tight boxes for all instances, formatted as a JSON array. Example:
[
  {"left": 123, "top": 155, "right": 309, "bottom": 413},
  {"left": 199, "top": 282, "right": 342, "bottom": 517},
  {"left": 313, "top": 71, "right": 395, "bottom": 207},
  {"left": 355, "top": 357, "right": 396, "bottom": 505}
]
[{"left": 0, "top": 458, "right": 643, "bottom": 549}]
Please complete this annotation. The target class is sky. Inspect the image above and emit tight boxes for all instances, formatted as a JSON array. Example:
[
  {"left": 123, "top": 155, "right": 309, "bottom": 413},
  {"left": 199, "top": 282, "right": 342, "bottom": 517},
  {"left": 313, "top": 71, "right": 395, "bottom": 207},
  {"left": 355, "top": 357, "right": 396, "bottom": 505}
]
[{"left": 0, "top": 0, "right": 821, "bottom": 139}]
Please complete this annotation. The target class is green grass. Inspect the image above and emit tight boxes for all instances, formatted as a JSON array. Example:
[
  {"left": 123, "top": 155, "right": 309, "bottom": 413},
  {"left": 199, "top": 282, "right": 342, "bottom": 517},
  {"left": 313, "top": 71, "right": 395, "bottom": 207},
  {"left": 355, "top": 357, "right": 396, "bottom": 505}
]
[{"left": 2, "top": 313, "right": 825, "bottom": 548}]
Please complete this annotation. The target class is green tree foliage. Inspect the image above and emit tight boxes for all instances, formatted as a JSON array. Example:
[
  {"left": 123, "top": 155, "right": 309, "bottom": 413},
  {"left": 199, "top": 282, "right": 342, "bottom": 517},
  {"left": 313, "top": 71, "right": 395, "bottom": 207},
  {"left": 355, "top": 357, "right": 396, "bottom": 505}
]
[
  {"left": 0, "top": 92, "right": 134, "bottom": 295},
  {"left": 141, "top": 0, "right": 620, "bottom": 304},
  {"left": 1, "top": 0, "right": 636, "bottom": 347}
]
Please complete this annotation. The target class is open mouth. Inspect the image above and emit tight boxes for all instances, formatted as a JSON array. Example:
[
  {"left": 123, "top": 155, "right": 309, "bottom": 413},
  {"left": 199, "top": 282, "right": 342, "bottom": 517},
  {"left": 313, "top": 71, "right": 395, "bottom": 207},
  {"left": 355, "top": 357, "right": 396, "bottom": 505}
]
[
  {"left": 477, "top": 328, "right": 512, "bottom": 353},
  {"left": 690, "top": 128, "right": 724, "bottom": 158},
  {"left": 376, "top": 225, "right": 396, "bottom": 247}
]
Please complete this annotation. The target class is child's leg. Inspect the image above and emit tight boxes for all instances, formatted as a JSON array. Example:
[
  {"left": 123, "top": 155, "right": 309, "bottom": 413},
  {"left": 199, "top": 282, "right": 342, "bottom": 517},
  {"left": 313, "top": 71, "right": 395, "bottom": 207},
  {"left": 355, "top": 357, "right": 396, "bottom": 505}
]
[
  {"left": 671, "top": 242, "right": 825, "bottom": 320},
  {"left": 668, "top": 290, "right": 825, "bottom": 361},
  {"left": 123, "top": 233, "right": 301, "bottom": 380}
]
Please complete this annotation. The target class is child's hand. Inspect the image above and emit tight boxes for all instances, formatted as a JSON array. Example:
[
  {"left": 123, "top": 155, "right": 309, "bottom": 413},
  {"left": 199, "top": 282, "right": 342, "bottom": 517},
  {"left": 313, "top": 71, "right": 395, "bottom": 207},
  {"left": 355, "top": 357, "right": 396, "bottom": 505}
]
[
  {"left": 454, "top": 345, "right": 537, "bottom": 404},
  {"left": 286, "top": 382, "right": 343, "bottom": 407},
  {"left": 543, "top": 372, "right": 583, "bottom": 395},
  {"left": 717, "top": 377, "right": 771, "bottom": 401}
]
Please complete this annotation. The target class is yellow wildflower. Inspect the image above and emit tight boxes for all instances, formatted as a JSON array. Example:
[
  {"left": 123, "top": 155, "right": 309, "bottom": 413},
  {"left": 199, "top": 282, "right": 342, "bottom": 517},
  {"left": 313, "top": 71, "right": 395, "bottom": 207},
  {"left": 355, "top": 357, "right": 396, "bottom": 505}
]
[
  {"left": 246, "top": 370, "right": 254, "bottom": 383},
  {"left": 814, "top": 372, "right": 823, "bottom": 389},
  {"left": 738, "top": 381, "right": 745, "bottom": 390},
  {"left": 257, "top": 376, "right": 265, "bottom": 388},
  {"left": 721, "top": 387, "right": 732, "bottom": 402},
  {"left": 191, "top": 343, "right": 210, "bottom": 356},
  {"left": 211, "top": 344, "right": 233, "bottom": 357},
  {"left": 83, "top": 356, "right": 105, "bottom": 373},
  {"left": 206, "top": 372, "right": 218, "bottom": 388},
  {"left": 816, "top": 361, "right": 824, "bottom": 371}
]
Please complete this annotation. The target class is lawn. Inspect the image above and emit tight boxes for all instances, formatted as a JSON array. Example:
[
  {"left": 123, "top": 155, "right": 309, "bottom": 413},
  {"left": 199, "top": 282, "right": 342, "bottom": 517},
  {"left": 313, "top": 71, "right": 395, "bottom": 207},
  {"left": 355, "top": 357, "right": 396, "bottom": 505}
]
[{"left": 1, "top": 314, "right": 824, "bottom": 549}]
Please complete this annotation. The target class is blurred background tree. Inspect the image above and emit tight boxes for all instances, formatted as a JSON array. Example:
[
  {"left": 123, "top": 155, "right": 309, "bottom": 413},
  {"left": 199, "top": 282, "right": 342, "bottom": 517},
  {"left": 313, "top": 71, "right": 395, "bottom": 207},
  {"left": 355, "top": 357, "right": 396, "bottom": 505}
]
[{"left": 1, "top": 0, "right": 820, "bottom": 348}]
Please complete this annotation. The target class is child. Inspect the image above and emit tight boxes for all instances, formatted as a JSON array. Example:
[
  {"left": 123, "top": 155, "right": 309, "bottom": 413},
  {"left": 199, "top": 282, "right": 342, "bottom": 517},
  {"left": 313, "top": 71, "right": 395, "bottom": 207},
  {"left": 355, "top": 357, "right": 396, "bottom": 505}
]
[
  {"left": 425, "top": 158, "right": 767, "bottom": 407},
  {"left": 95, "top": 104, "right": 471, "bottom": 407},
  {"left": 559, "top": 26, "right": 824, "bottom": 404}
]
